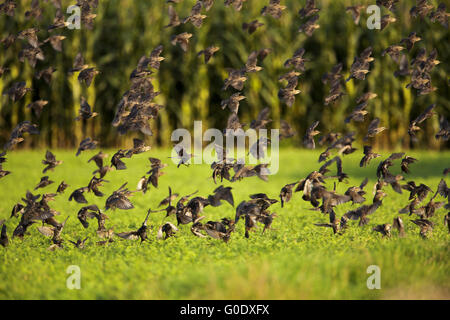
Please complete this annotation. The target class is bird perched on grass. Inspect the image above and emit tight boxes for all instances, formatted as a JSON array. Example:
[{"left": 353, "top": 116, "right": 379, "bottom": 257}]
[
  {"left": 279, "top": 182, "right": 297, "bottom": 208},
  {"left": 373, "top": 223, "right": 392, "bottom": 237},
  {"left": 411, "top": 219, "right": 434, "bottom": 238},
  {"left": 69, "top": 187, "right": 89, "bottom": 204}
]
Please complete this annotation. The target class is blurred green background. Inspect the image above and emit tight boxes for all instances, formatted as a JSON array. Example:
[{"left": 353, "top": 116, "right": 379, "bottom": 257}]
[{"left": 0, "top": 0, "right": 449, "bottom": 150}]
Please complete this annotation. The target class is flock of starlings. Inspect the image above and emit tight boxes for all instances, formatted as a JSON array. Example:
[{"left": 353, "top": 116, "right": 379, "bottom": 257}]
[{"left": 0, "top": 0, "right": 449, "bottom": 250}]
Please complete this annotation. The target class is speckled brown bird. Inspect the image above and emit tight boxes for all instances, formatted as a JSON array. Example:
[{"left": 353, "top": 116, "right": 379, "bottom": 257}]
[
  {"left": 42, "top": 150, "right": 62, "bottom": 173},
  {"left": 183, "top": 1, "right": 207, "bottom": 28},
  {"left": 76, "top": 137, "right": 98, "bottom": 156},
  {"left": 171, "top": 32, "right": 192, "bottom": 52},
  {"left": 298, "top": 0, "right": 319, "bottom": 18},
  {"left": 242, "top": 20, "right": 264, "bottom": 34},
  {"left": 197, "top": 46, "right": 219, "bottom": 64},
  {"left": 164, "top": 5, "right": 180, "bottom": 28}
]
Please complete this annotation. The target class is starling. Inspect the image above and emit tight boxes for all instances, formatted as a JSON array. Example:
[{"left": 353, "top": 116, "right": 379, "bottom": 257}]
[
  {"left": 42, "top": 150, "right": 62, "bottom": 173},
  {"left": 242, "top": 20, "right": 264, "bottom": 34},
  {"left": 303, "top": 121, "right": 320, "bottom": 149},
  {"left": 298, "top": 0, "right": 319, "bottom": 18},
  {"left": 183, "top": 1, "right": 207, "bottom": 28},
  {"left": 261, "top": 0, "right": 286, "bottom": 19},
  {"left": 171, "top": 32, "right": 192, "bottom": 52},
  {"left": 346, "top": 5, "right": 365, "bottom": 24},
  {"left": 164, "top": 5, "right": 180, "bottom": 28},
  {"left": 76, "top": 97, "right": 98, "bottom": 121},
  {"left": 197, "top": 46, "right": 219, "bottom": 64},
  {"left": 76, "top": 137, "right": 98, "bottom": 156}
]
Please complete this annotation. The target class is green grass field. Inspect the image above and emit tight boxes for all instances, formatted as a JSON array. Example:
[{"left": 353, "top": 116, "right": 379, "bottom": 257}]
[{"left": 0, "top": 148, "right": 449, "bottom": 299}]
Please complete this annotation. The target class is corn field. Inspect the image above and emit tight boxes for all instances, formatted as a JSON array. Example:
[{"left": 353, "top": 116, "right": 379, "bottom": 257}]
[{"left": 0, "top": 0, "right": 449, "bottom": 150}]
